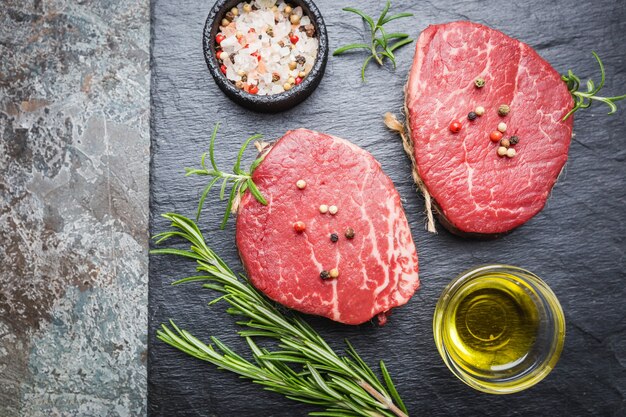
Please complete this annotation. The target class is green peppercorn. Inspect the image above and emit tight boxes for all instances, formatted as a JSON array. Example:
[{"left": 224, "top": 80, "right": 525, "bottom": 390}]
[
  {"left": 468, "top": 111, "right": 477, "bottom": 121},
  {"left": 344, "top": 227, "right": 355, "bottom": 239},
  {"left": 509, "top": 136, "right": 519, "bottom": 145},
  {"left": 320, "top": 270, "right": 330, "bottom": 280},
  {"left": 474, "top": 78, "right": 485, "bottom": 88},
  {"left": 330, "top": 233, "right": 338, "bottom": 242},
  {"left": 498, "top": 104, "right": 510, "bottom": 116}
]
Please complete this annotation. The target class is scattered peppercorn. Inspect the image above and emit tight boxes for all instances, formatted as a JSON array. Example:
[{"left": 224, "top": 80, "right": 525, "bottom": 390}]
[
  {"left": 289, "top": 34, "right": 299, "bottom": 44},
  {"left": 475, "top": 106, "right": 485, "bottom": 116},
  {"left": 498, "top": 122, "right": 507, "bottom": 133},
  {"left": 220, "top": 64, "right": 227, "bottom": 75},
  {"left": 241, "top": 74, "right": 248, "bottom": 83},
  {"left": 296, "top": 179, "right": 306, "bottom": 189},
  {"left": 506, "top": 148, "right": 516, "bottom": 158},
  {"left": 216, "top": 33, "right": 226, "bottom": 44},
  {"left": 230, "top": 7, "right": 238, "bottom": 16},
  {"left": 283, "top": 82, "right": 292, "bottom": 91},
  {"left": 284, "top": 5, "right": 293, "bottom": 14},
  {"left": 330, "top": 233, "right": 339, "bottom": 242},
  {"left": 497, "top": 146, "right": 508, "bottom": 157},
  {"left": 243, "top": 3, "right": 252, "bottom": 13},
  {"left": 329, "top": 268, "right": 339, "bottom": 278},
  {"left": 288, "top": 61, "right": 297, "bottom": 70},
  {"left": 474, "top": 78, "right": 485, "bottom": 88},
  {"left": 500, "top": 138, "right": 510, "bottom": 148},
  {"left": 222, "top": 18, "right": 230, "bottom": 26},
  {"left": 490, "top": 130, "right": 503, "bottom": 142},
  {"left": 467, "top": 111, "right": 477, "bottom": 121},
  {"left": 293, "top": 221, "right": 306, "bottom": 232},
  {"left": 498, "top": 104, "right": 510, "bottom": 116},
  {"left": 288, "top": 76, "right": 295, "bottom": 85},
  {"left": 272, "top": 72, "right": 280, "bottom": 82},
  {"left": 449, "top": 121, "right": 462, "bottom": 133},
  {"left": 329, "top": 205, "right": 338, "bottom": 215},
  {"left": 509, "top": 136, "right": 519, "bottom": 145},
  {"left": 226, "top": 11, "right": 235, "bottom": 21},
  {"left": 298, "top": 70, "right": 306, "bottom": 78},
  {"left": 290, "top": 14, "right": 301, "bottom": 24},
  {"left": 319, "top": 204, "right": 328, "bottom": 214},
  {"left": 295, "top": 55, "right": 306, "bottom": 65},
  {"left": 344, "top": 227, "right": 355, "bottom": 239},
  {"left": 295, "top": 77, "right": 303, "bottom": 85},
  {"left": 248, "top": 85, "right": 259, "bottom": 94},
  {"left": 266, "top": 27, "right": 274, "bottom": 37},
  {"left": 320, "top": 270, "right": 330, "bottom": 280}
]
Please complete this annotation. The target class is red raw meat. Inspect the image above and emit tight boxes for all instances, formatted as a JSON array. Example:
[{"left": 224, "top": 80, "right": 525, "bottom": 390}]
[
  {"left": 405, "top": 21, "right": 574, "bottom": 236},
  {"left": 236, "top": 129, "right": 420, "bottom": 325}
]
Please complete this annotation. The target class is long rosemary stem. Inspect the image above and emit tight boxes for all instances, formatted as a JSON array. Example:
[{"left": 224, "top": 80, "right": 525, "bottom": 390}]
[{"left": 153, "top": 213, "right": 410, "bottom": 417}]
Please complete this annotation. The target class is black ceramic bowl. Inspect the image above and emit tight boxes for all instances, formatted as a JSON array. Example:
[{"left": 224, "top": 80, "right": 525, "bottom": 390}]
[{"left": 203, "top": 0, "right": 328, "bottom": 113}]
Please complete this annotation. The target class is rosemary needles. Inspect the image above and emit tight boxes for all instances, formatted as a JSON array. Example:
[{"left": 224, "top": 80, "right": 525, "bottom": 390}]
[
  {"left": 562, "top": 52, "right": 626, "bottom": 120},
  {"left": 185, "top": 123, "right": 267, "bottom": 228},
  {"left": 153, "top": 214, "right": 410, "bottom": 417},
  {"left": 333, "top": 1, "right": 414, "bottom": 81}
]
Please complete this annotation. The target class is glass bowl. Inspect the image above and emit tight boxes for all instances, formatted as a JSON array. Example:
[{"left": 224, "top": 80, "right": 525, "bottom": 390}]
[{"left": 433, "top": 264, "right": 566, "bottom": 394}]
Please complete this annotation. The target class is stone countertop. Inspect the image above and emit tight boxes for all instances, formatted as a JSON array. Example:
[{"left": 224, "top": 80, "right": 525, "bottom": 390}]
[{"left": 0, "top": 1, "right": 149, "bottom": 416}]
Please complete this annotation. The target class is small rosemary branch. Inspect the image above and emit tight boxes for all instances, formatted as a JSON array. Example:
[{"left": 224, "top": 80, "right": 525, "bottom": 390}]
[
  {"left": 184, "top": 123, "right": 267, "bottom": 228},
  {"left": 562, "top": 52, "right": 626, "bottom": 120},
  {"left": 153, "top": 213, "right": 409, "bottom": 417},
  {"left": 333, "top": 1, "right": 414, "bottom": 81}
]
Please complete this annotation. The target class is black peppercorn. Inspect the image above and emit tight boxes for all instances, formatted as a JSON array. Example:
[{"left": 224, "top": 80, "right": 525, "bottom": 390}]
[
  {"left": 509, "top": 136, "right": 519, "bottom": 145},
  {"left": 320, "top": 270, "right": 330, "bottom": 280},
  {"left": 344, "top": 227, "right": 355, "bottom": 239},
  {"left": 474, "top": 78, "right": 485, "bottom": 88},
  {"left": 295, "top": 55, "right": 306, "bottom": 65},
  {"left": 330, "top": 233, "right": 339, "bottom": 242},
  {"left": 467, "top": 111, "right": 477, "bottom": 121}
]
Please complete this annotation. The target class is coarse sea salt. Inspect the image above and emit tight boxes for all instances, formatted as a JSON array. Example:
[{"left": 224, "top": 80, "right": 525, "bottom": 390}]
[{"left": 216, "top": 0, "right": 319, "bottom": 95}]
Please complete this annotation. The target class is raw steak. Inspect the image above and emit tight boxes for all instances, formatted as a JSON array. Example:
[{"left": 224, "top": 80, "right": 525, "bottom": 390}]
[
  {"left": 405, "top": 21, "right": 574, "bottom": 236},
  {"left": 236, "top": 129, "right": 420, "bottom": 325}
]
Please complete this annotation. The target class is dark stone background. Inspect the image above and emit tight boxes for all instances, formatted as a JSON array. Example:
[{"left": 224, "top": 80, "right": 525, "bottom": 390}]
[{"left": 150, "top": 0, "right": 626, "bottom": 415}]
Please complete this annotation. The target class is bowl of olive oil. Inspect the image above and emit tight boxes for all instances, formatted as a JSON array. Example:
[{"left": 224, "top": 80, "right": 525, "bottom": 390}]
[{"left": 433, "top": 265, "right": 565, "bottom": 394}]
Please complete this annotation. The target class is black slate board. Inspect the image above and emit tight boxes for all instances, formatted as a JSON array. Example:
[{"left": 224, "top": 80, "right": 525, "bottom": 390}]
[{"left": 149, "top": 0, "right": 626, "bottom": 415}]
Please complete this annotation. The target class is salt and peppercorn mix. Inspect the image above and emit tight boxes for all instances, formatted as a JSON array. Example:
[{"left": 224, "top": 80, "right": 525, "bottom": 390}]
[{"left": 215, "top": 0, "right": 319, "bottom": 95}]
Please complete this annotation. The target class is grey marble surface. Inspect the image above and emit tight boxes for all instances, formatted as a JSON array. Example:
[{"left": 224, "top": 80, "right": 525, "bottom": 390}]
[{"left": 0, "top": 1, "right": 149, "bottom": 416}]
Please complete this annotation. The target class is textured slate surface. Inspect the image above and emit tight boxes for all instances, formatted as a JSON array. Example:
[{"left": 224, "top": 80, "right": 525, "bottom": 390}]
[
  {"left": 1, "top": 1, "right": 149, "bottom": 415},
  {"left": 149, "top": 0, "right": 626, "bottom": 415}
]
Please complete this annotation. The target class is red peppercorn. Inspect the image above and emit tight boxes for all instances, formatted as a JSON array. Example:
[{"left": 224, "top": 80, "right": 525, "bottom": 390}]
[
  {"left": 216, "top": 50, "right": 223, "bottom": 60},
  {"left": 220, "top": 64, "right": 227, "bottom": 75},
  {"left": 248, "top": 85, "right": 259, "bottom": 94},
  {"left": 293, "top": 221, "right": 306, "bottom": 232},
  {"left": 490, "top": 131, "right": 503, "bottom": 142},
  {"left": 216, "top": 33, "right": 226, "bottom": 44},
  {"left": 290, "top": 34, "right": 299, "bottom": 44},
  {"left": 449, "top": 121, "right": 462, "bottom": 133},
  {"left": 295, "top": 77, "right": 303, "bottom": 85}
]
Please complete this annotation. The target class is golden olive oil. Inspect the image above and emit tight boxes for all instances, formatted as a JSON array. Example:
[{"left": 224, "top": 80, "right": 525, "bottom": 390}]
[{"left": 442, "top": 274, "right": 541, "bottom": 379}]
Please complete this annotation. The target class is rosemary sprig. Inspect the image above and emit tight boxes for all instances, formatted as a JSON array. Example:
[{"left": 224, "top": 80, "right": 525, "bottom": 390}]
[
  {"left": 562, "top": 52, "right": 626, "bottom": 120},
  {"left": 185, "top": 123, "right": 267, "bottom": 228},
  {"left": 333, "top": 1, "right": 414, "bottom": 81},
  {"left": 153, "top": 213, "right": 410, "bottom": 417}
]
